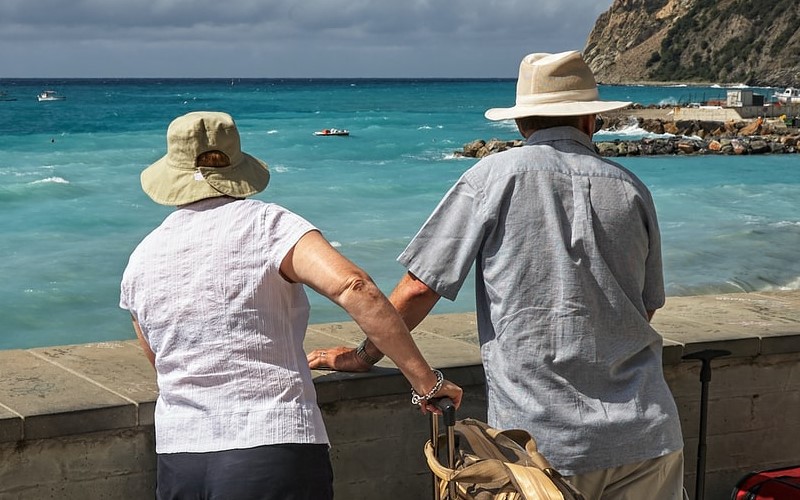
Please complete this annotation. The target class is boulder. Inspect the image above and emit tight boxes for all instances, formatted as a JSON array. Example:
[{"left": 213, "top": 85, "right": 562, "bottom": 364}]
[
  {"left": 739, "top": 118, "right": 763, "bottom": 136},
  {"left": 750, "top": 140, "right": 770, "bottom": 154},
  {"left": 641, "top": 119, "right": 665, "bottom": 134},
  {"left": 700, "top": 121, "right": 724, "bottom": 134},
  {"left": 486, "top": 139, "right": 512, "bottom": 154},
  {"left": 677, "top": 140, "right": 698, "bottom": 154},
  {"left": 596, "top": 142, "right": 619, "bottom": 157},
  {"left": 675, "top": 120, "right": 697, "bottom": 136},
  {"left": 770, "top": 142, "right": 786, "bottom": 154},
  {"left": 664, "top": 122, "right": 679, "bottom": 135}
]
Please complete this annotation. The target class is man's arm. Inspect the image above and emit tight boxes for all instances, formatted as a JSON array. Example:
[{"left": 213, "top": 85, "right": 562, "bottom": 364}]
[
  {"left": 389, "top": 272, "right": 442, "bottom": 332},
  {"left": 306, "top": 270, "right": 442, "bottom": 371}
]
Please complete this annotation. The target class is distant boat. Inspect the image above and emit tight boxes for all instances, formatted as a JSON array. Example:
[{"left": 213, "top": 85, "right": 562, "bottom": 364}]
[
  {"left": 0, "top": 91, "right": 16, "bottom": 101},
  {"left": 37, "top": 90, "right": 66, "bottom": 102},
  {"left": 313, "top": 128, "right": 349, "bottom": 136},
  {"left": 775, "top": 87, "right": 800, "bottom": 104}
]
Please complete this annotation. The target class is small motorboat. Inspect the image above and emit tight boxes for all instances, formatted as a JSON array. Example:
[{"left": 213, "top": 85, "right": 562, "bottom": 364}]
[
  {"left": 313, "top": 128, "right": 349, "bottom": 136},
  {"left": 37, "top": 90, "right": 66, "bottom": 102},
  {"left": 0, "top": 91, "right": 17, "bottom": 101},
  {"left": 775, "top": 87, "right": 800, "bottom": 104}
]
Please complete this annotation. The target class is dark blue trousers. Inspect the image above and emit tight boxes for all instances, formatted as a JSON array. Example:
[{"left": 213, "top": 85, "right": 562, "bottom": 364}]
[{"left": 156, "top": 443, "right": 333, "bottom": 500}]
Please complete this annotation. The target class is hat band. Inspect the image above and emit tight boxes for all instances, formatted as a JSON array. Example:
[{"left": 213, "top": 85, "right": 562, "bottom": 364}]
[{"left": 516, "top": 88, "right": 599, "bottom": 105}]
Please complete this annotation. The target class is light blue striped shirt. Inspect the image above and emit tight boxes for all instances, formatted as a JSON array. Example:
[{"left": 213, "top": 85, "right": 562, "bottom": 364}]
[{"left": 399, "top": 126, "right": 683, "bottom": 475}]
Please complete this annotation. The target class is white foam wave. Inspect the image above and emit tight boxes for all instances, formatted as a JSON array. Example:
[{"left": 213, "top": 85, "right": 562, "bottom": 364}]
[
  {"left": 595, "top": 123, "right": 674, "bottom": 139},
  {"left": 760, "top": 275, "right": 800, "bottom": 291},
  {"left": 329, "top": 241, "right": 342, "bottom": 248},
  {"left": 418, "top": 125, "right": 433, "bottom": 130},
  {"left": 266, "top": 130, "right": 278, "bottom": 134},
  {"left": 30, "top": 177, "right": 69, "bottom": 185},
  {"left": 443, "top": 153, "right": 473, "bottom": 161},
  {"left": 490, "top": 120, "right": 518, "bottom": 131}
]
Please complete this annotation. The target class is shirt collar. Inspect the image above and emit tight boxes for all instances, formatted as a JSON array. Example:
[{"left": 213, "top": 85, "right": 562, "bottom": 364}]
[{"left": 525, "top": 126, "right": 594, "bottom": 152}]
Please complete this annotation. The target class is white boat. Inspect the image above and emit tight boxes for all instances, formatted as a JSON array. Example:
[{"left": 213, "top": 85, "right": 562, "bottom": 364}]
[
  {"left": 37, "top": 90, "right": 66, "bottom": 102},
  {"left": 313, "top": 128, "right": 349, "bottom": 136},
  {"left": 775, "top": 87, "right": 800, "bottom": 104}
]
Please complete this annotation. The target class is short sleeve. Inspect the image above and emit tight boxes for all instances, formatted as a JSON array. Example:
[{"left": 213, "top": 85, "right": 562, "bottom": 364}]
[
  {"left": 262, "top": 205, "right": 318, "bottom": 270},
  {"left": 397, "top": 175, "right": 488, "bottom": 301}
]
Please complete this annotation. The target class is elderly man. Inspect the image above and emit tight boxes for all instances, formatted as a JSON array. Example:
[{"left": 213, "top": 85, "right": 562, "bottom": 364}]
[{"left": 310, "top": 51, "right": 684, "bottom": 499}]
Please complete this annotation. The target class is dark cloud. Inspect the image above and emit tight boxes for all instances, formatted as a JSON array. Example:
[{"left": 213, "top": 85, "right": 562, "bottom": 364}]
[{"left": 1, "top": 0, "right": 613, "bottom": 77}]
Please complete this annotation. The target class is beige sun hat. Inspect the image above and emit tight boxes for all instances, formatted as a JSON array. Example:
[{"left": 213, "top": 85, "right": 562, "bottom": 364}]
[
  {"left": 485, "top": 51, "right": 631, "bottom": 121},
  {"left": 141, "top": 111, "right": 270, "bottom": 206}
]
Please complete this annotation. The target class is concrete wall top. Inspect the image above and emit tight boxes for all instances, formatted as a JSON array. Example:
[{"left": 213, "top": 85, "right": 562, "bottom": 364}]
[{"left": 1, "top": 290, "right": 799, "bottom": 444}]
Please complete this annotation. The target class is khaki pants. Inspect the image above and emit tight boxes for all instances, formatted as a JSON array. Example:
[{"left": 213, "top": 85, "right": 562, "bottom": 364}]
[{"left": 565, "top": 450, "right": 685, "bottom": 500}]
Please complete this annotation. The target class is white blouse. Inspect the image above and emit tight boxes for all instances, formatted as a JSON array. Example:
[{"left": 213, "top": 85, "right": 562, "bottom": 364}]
[{"left": 120, "top": 197, "right": 329, "bottom": 454}]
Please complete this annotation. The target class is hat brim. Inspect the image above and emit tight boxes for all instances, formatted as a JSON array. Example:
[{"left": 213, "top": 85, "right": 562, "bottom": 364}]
[
  {"left": 485, "top": 100, "right": 631, "bottom": 121},
  {"left": 141, "top": 153, "right": 270, "bottom": 206}
]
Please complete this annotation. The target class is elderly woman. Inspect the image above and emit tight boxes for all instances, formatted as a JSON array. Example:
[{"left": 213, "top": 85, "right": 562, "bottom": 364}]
[{"left": 120, "top": 111, "right": 462, "bottom": 500}]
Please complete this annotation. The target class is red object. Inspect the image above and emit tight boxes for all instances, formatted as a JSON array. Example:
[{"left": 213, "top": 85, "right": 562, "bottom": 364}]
[{"left": 732, "top": 466, "right": 800, "bottom": 499}]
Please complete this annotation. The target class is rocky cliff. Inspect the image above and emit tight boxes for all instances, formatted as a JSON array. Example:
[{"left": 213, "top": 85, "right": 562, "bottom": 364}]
[{"left": 583, "top": 0, "right": 800, "bottom": 86}]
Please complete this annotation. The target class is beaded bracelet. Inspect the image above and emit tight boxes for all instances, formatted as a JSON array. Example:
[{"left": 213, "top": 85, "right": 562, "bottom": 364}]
[{"left": 411, "top": 369, "right": 444, "bottom": 405}]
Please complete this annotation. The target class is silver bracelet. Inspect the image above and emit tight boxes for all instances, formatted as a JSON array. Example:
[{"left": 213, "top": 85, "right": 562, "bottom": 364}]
[
  {"left": 411, "top": 369, "right": 444, "bottom": 405},
  {"left": 355, "top": 339, "right": 383, "bottom": 366}
]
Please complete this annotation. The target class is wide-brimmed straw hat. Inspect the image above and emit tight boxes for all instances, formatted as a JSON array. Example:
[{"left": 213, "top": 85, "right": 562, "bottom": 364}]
[
  {"left": 141, "top": 111, "right": 270, "bottom": 206},
  {"left": 485, "top": 51, "right": 631, "bottom": 121}
]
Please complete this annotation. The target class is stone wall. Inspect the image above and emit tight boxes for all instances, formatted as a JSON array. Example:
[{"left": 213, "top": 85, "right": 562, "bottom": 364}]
[
  {"left": 1, "top": 291, "right": 799, "bottom": 500},
  {"left": 0, "top": 428, "right": 156, "bottom": 499}
]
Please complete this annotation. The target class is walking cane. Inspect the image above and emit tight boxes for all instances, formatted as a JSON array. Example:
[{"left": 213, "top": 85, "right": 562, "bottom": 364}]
[{"left": 682, "top": 349, "right": 730, "bottom": 500}]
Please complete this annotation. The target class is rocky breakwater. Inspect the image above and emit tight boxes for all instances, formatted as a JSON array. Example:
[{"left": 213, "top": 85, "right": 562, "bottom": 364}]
[{"left": 454, "top": 116, "right": 800, "bottom": 159}]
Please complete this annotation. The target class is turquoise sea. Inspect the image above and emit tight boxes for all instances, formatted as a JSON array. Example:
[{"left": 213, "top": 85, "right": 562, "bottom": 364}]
[{"left": 1, "top": 79, "right": 798, "bottom": 350}]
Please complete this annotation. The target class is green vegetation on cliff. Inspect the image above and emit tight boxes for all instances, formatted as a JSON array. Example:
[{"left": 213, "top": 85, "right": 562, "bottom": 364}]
[
  {"left": 650, "top": 0, "right": 799, "bottom": 83},
  {"left": 584, "top": 0, "right": 800, "bottom": 86}
]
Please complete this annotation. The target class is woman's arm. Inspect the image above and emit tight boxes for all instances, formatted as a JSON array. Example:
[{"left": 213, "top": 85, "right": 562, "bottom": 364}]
[{"left": 281, "top": 230, "right": 461, "bottom": 410}]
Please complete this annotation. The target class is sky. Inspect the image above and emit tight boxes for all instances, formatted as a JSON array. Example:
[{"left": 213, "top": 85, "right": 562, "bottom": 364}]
[{"left": 1, "top": 0, "right": 615, "bottom": 78}]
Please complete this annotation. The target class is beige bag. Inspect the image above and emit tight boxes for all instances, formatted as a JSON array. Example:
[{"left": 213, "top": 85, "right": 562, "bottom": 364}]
[{"left": 425, "top": 418, "right": 585, "bottom": 500}]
